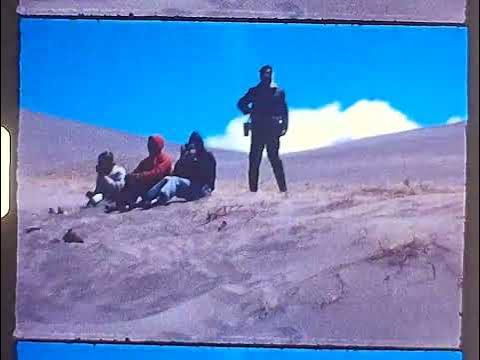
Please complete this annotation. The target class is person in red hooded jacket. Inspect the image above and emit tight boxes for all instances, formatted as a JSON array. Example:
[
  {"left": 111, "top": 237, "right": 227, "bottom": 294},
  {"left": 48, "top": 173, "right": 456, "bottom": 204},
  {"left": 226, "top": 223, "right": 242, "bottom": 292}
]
[{"left": 107, "top": 135, "right": 172, "bottom": 212}]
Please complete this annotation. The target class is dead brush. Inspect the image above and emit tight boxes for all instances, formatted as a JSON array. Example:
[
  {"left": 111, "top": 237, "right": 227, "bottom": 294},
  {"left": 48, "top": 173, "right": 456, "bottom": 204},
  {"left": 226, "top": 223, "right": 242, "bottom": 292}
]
[
  {"left": 163, "top": 204, "right": 268, "bottom": 235},
  {"left": 359, "top": 180, "right": 456, "bottom": 200},
  {"left": 318, "top": 273, "right": 347, "bottom": 309},
  {"left": 368, "top": 235, "right": 437, "bottom": 279},
  {"left": 202, "top": 205, "right": 244, "bottom": 225},
  {"left": 200, "top": 204, "right": 267, "bottom": 226},
  {"left": 317, "top": 196, "right": 356, "bottom": 214},
  {"left": 360, "top": 184, "right": 416, "bottom": 198}
]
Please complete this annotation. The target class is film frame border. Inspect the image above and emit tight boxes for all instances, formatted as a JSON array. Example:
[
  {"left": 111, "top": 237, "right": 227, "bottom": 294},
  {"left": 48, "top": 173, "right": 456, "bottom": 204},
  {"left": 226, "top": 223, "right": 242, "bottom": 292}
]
[{"left": 1, "top": 1, "right": 478, "bottom": 359}]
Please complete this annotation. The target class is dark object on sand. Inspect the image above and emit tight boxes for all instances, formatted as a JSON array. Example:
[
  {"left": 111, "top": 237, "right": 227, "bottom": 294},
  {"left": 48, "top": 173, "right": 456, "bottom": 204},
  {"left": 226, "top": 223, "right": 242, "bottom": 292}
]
[
  {"left": 104, "top": 203, "right": 131, "bottom": 213},
  {"left": 218, "top": 221, "right": 228, "bottom": 232},
  {"left": 243, "top": 121, "right": 251, "bottom": 137},
  {"left": 25, "top": 226, "right": 41, "bottom": 234},
  {"left": 63, "top": 229, "right": 84, "bottom": 244},
  {"left": 50, "top": 207, "right": 66, "bottom": 215}
]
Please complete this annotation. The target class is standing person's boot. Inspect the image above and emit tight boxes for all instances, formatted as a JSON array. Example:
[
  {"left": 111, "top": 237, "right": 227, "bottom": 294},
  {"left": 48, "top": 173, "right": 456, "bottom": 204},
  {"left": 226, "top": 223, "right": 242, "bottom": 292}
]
[
  {"left": 267, "top": 138, "right": 287, "bottom": 193},
  {"left": 248, "top": 165, "right": 260, "bottom": 192}
]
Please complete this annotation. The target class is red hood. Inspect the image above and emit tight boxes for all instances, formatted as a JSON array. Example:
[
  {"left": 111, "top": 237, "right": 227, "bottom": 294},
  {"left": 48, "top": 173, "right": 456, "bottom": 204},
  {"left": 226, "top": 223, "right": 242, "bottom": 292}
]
[
  {"left": 148, "top": 135, "right": 165, "bottom": 156},
  {"left": 132, "top": 135, "right": 172, "bottom": 187}
]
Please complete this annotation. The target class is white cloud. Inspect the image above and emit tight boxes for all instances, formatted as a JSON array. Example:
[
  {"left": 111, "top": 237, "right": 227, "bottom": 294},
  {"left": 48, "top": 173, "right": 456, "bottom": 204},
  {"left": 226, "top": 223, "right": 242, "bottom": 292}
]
[
  {"left": 206, "top": 99, "right": 420, "bottom": 154},
  {"left": 446, "top": 116, "right": 466, "bottom": 125}
]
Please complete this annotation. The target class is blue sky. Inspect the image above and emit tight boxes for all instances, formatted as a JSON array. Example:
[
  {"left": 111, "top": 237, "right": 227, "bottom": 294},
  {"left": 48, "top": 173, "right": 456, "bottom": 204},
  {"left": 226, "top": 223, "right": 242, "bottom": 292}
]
[
  {"left": 17, "top": 342, "right": 462, "bottom": 360},
  {"left": 20, "top": 19, "right": 467, "bottom": 149}
]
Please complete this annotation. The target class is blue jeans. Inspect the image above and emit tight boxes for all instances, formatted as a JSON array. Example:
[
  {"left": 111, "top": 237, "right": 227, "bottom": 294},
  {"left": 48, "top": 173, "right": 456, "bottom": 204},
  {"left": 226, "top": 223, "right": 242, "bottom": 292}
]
[{"left": 145, "top": 176, "right": 211, "bottom": 204}]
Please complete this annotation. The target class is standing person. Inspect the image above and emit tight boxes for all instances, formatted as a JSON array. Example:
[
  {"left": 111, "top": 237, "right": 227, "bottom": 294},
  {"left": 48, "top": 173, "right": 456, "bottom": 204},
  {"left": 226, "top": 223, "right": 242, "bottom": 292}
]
[
  {"left": 142, "top": 131, "right": 216, "bottom": 208},
  {"left": 237, "top": 65, "right": 289, "bottom": 193},
  {"left": 108, "top": 135, "right": 173, "bottom": 212},
  {"left": 85, "top": 151, "right": 127, "bottom": 207}
]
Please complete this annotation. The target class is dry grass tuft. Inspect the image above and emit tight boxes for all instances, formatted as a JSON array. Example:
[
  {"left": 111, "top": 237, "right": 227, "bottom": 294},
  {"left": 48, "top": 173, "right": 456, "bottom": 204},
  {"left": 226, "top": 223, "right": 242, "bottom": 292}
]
[{"left": 368, "top": 235, "right": 438, "bottom": 279}]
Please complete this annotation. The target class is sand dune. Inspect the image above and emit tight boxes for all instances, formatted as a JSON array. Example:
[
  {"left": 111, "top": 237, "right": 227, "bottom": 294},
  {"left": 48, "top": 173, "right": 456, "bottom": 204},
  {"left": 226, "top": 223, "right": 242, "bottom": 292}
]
[{"left": 16, "top": 110, "right": 465, "bottom": 348}]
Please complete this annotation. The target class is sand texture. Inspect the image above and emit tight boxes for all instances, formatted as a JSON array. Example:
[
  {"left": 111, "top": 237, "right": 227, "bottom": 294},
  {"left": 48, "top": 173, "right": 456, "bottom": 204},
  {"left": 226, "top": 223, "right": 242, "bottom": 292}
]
[{"left": 16, "top": 110, "right": 465, "bottom": 348}]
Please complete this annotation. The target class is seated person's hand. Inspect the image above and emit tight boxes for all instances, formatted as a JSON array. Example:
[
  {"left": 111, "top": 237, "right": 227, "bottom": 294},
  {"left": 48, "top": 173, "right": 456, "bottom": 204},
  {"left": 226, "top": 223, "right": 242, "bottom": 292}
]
[
  {"left": 127, "top": 173, "right": 141, "bottom": 183},
  {"left": 180, "top": 144, "right": 187, "bottom": 155},
  {"left": 202, "top": 185, "right": 213, "bottom": 196},
  {"left": 280, "top": 128, "right": 287, "bottom": 137},
  {"left": 96, "top": 165, "right": 108, "bottom": 175}
]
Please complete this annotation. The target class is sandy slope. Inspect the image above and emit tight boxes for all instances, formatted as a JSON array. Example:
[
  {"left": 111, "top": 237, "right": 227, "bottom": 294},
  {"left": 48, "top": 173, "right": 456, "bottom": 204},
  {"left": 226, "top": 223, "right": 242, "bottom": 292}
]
[{"left": 15, "top": 110, "right": 466, "bottom": 347}]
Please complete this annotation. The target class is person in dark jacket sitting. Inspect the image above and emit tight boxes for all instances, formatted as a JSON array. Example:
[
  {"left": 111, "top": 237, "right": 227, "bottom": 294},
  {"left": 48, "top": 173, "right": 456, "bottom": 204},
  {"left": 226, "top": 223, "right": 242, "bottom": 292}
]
[{"left": 142, "top": 131, "right": 216, "bottom": 208}]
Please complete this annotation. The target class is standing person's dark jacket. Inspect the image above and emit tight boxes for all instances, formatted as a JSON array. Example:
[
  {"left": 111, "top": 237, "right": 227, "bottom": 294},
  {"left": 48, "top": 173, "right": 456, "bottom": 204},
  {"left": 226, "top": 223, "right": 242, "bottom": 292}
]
[
  {"left": 237, "top": 85, "right": 289, "bottom": 136},
  {"left": 173, "top": 132, "right": 216, "bottom": 191}
]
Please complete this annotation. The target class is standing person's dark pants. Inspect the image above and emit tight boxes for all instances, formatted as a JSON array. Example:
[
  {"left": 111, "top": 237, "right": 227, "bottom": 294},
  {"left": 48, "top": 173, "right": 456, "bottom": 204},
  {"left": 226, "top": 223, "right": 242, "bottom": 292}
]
[{"left": 249, "top": 131, "right": 287, "bottom": 193}]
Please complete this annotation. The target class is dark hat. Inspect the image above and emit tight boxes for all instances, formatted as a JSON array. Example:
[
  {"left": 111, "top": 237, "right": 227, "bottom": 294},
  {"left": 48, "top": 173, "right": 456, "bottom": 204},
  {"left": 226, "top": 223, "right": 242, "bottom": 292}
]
[
  {"left": 259, "top": 65, "right": 273, "bottom": 74},
  {"left": 98, "top": 151, "right": 114, "bottom": 163},
  {"left": 188, "top": 131, "right": 205, "bottom": 151}
]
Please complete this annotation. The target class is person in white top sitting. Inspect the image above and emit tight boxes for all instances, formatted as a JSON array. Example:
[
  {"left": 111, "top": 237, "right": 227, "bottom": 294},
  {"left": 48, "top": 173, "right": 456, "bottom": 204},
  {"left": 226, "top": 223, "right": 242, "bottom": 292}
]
[{"left": 85, "top": 151, "right": 127, "bottom": 207}]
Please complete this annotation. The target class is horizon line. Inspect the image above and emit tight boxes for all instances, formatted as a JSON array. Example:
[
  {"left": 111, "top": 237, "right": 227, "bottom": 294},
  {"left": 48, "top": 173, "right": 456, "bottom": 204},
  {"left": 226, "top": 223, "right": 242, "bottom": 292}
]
[{"left": 18, "top": 108, "right": 467, "bottom": 156}]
